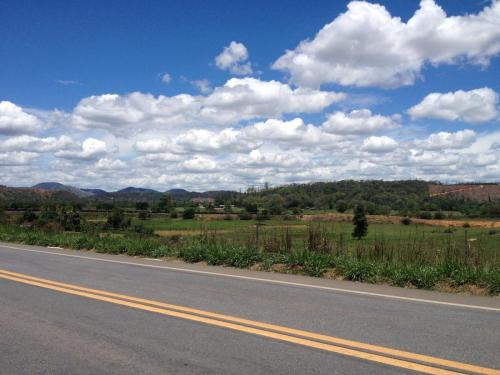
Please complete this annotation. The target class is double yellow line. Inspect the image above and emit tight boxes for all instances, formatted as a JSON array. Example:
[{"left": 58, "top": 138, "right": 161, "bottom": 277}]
[{"left": 0, "top": 268, "right": 498, "bottom": 375}]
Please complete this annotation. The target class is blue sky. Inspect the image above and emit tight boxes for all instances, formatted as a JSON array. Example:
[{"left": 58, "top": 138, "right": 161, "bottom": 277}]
[{"left": 0, "top": 0, "right": 499, "bottom": 190}]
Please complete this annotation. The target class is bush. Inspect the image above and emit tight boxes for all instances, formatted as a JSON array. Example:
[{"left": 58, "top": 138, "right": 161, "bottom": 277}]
[
  {"left": 433, "top": 211, "right": 445, "bottom": 220},
  {"left": 385, "top": 265, "right": 412, "bottom": 287},
  {"left": 179, "top": 242, "right": 206, "bottom": 262},
  {"left": 335, "top": 200, "right": 348, "bottom": 213},
  {"left": 418, "top": 211, "right": 432, "bottom": 220},
  {"left": 407, "top": 266, "right": 439, "bottom": 289},
  {"left": 256, "top": 210, "right": 270, "bottom": 221},
  {"left": 446, "top": 265, "right": 478, "bottom": 287},
  {"left": 352, "top": 205, "right": 368, "bottom": 240},
  {"left": 337, "top": 258, "right": 378, "bottom": 282},
  {"left": 485, "top": 270, "right": 500, "bottom": 295},
  {"left": 21, "top": 209, "right": 38, "bottom": 223},
  {"left": 151, "top": 245, "right": 176, "bottom": 258},
  {"left": 132, "top": 224, "right": 154, "bottom": 236},
  {"left": 239, "top": 212, "right": 252, "bottom": 220},
  {"left": 107, "top": 208, "right": 130, "bottom": 229},
  {"left": 400, "top": 217, "right": 412, "bottom": 225},
  {"left": 138, "top": 211, "right": 151, "bottom": 220},
  {"left": 302, "top": 253, "right": 332, "bottom": 277},
  {"left": 182, "top": 208, "right": 196, "bottom": 220},
  {"left": 170, "top": 211, "right": 178, "bottom": 219}
]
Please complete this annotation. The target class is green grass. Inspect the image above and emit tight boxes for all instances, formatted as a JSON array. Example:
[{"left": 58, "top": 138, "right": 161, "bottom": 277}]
[
  {"left": 133, "top": 217, "right": 303, "bottom": 231},
  {"left": 1, "top": 221, "right": 498, "bottom": 295},
  {"left": 133, "top": 218, "right": 500, "bottom": 265}
]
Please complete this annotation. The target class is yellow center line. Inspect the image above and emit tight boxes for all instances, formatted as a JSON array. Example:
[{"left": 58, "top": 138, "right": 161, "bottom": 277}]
[
  {"left": 0, "top": 269, "right": 497, "bottom": 375},
  {"left": 0, "top": 269, "right": 495, "bottom": 374}
]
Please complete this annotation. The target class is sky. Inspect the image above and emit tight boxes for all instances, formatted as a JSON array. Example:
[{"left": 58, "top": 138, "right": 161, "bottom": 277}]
[{"left": 0, "top": 0, "right": 499, "bottom": 191}]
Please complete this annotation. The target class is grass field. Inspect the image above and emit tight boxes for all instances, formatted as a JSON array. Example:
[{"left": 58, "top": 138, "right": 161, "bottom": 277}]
[
  {"left": 1, "top": 220, "right": 499, "bottom": 295},
  {"left": 2, "top": 211, "right": 499, "bottom": 295},
  {"left": 132, "top": 217, "right": 500, "bottom": 265}
]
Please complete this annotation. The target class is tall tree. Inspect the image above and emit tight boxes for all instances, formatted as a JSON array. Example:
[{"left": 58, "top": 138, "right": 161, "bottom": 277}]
[
  {"left": 352, "top": 204, "right": 368, "bottom": 240},
  {"left": 158, "top": 193, "right": 173, "bottom": 212}
]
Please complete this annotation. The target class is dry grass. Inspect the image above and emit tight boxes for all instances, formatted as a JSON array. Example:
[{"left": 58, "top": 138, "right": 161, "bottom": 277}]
[
  {"left": 301, "top": 213, "right": 499, "bottom": 228},
  {"left": 155, "top": 229, "right": 234, "bottom": 237}
]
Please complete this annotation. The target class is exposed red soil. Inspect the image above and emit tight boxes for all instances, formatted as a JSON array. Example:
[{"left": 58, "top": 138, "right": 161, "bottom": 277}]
[{"left": 428, "top": 183, "right": 500, "bottom": 201}]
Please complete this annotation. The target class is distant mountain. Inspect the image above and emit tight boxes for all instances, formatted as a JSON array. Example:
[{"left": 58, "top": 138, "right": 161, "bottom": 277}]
[
  {"left": 32, "top": 182, "right": 93, "bottom": 198},
  {"left": 0, "top": 185, "right": 80, "bottom": 205},
  {"left": 4, "top": 182, "right": 238, "bottom": 204},
  {"left": 81, "top": 188, "right": 111, "bottom": 198},
  {"left": 166, "top": 188, "right": 196, "bottom": 200},
  {"left": 109, "top": 187, "right": 163, "bottom": 201},
  {"left": 167, "top": 188, "right": 189, "bottom": 194},
  {"left": 117, "top": 187, "right": 160, "bottom": 194}
]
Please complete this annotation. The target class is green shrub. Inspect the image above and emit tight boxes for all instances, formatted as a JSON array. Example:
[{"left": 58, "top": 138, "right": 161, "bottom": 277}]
[
  {"left": 400, "top": 217, "right": 412, "bottom": 225},
  {"left": 408, "top": 265, "right": 439, "bottom": 289},
  {"left": 303, "top": 253, "right": 332, "bottom": 277},
  {"left": 261, "top": 253, "right": 288, "bottom": 270},
  {"left": 384, "top": 265, "right": 412, "bottom": 287},
  {"left": 180, "top": 242, "right": 206, "bottom": 262},
  {"left": 183, "top": 208, "right": 196, "bottom": 220},
  {"left": 485, "top": 271, "right": 500, "bottom": 295},
  {"left": 132, "top": 224, "right": 154, "bottom": 236},
  {"left": 151, "top": 245, "right": 176, "bottom": 258},
  {"left": 239, "top": 212, "right": 252, "bottom": 220},
  {"left": 337, "top": 258, "right": 378, "bottom": 282},
  {"left": 418, "top": 211, "right": 432, "bottom": 220},
  {"left": 433, "top": 212, "right": 445, "bottom": 220},
  {"left": 224, "top": 246, "right": 261, "bottom": 268},
  {"left": 256, "top": 210, "right": 270, "bottom": 221}
]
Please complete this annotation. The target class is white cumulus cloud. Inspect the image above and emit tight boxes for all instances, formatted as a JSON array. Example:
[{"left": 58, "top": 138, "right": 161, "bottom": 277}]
[
  {"left": 322, "top": 109, "right": 400, "bottom": 134},
  {"left": 408, "top": 88, "right": 498, "bottom": 123},
  {"left": 95, "top": 158, "right": 127, "bottom": 170},
  {"left": 0, "top": 135, "right": 73, "bottom": 153},
  {"left": 215, "top": 41, "right": 252, "bottom": 75},
  {"left": 0, "top": 101, "right": 43, "bottom": 135},
  {"left": 56, "top": 138, "right": 107, "bottom": 160},
  {"left": 242, "top": 118, "right": 349, "bottom": 148},
  {"left": 0, "top": 151, "right": 39, "bottom": 165},
  {"left": 236, "top": 149, "right": 310, "bottom": 169},
  {"left": 191, "top": 79, "right": 212, "bottom": 94},
  {"left": 175, "top": 128, "right": 256, "bottom": 154},
  {"left": 273, "top": 0, "right": 500, "bottom": 88},
  {"left": 161, "top": 73, "right": 172, "bottom": 84},
  {"left": 181, "top": 156, "right": 218, "bottom": 172},
  {"left": 415, "top": 130, "right": 477, "bottom": 150},
  {"left": 72, "top": 78, "right": 344, "bottom": 133},
  {"left": 362, "top": 136, "right": 398, "bottom": 153}
]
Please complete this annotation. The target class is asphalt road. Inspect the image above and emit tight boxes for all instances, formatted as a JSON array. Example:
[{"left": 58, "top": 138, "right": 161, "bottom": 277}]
[{"left": 0, "top": 242, "right": 499, "bottom": 374}]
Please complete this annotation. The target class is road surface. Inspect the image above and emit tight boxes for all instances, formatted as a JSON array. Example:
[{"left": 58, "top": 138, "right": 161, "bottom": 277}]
[{"left": 0, "top": 242, "right": 499, "bottom": 374}]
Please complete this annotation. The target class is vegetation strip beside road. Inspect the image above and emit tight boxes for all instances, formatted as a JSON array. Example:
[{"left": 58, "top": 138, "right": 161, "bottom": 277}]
[
  {"left": 1, "top": 268, "right": 498, "bottom": 375},
  {"left": 0, "top": 223, "right": 499, "bottom": 295}
]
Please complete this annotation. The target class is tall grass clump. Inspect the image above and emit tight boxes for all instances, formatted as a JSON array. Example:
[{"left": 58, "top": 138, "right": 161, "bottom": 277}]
[{"left": 1, "top": 223, "right": 499, "bottom": 295}]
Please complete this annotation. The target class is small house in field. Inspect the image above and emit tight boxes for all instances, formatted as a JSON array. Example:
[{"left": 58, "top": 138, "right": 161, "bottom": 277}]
[{"left": 191, "top": 197, "right": 215, "bottom": 207}]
